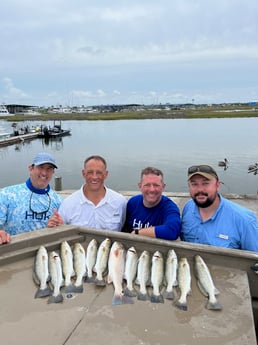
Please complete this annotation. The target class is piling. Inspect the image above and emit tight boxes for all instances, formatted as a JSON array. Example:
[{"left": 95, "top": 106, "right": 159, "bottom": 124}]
[{"left": 55, "top": 176, "right": 62, "bottom": 191}]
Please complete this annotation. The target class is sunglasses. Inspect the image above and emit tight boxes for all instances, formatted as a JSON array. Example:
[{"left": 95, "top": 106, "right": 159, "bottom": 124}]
[{"left": 188, "top": 165, "right": 218, "bottom": 178}]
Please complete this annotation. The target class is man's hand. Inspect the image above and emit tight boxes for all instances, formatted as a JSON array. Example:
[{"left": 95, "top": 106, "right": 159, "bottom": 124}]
[
  {"left": 48, "top": 208, "right": 64, "bottom": 227},
  {"left": 0, "top": 230, "right": 11, "bottom": 245}
]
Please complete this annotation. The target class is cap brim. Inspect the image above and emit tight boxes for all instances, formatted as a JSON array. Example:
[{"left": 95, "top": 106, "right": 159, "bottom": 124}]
[
  {"left": 34, "top": 161, "right": 58, "bottom": 169},
  {"left": 188, "top": 172, "right": 216, "bottom": 180}
]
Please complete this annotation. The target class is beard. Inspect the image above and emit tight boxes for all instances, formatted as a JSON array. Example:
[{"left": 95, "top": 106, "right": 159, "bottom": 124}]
[{"left": 192, "top": 192, "right": 217, "bottom": 208}]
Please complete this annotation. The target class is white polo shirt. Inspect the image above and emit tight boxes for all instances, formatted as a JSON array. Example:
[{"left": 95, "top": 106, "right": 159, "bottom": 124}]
[{"left": 58, "top": 185, "right": 127, "bottom": 231}]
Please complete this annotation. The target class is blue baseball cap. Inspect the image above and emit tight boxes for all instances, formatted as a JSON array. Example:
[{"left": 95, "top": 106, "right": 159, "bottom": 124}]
[{"left": 32, "top": 152, "right": 58, "bottom": 168}]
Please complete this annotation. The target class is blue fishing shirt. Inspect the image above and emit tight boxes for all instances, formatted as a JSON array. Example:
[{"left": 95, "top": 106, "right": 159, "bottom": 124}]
[
  {"left": 123, "top": 194, "right": 181, "bottom": 240},
  {"left": 181, "top": 194, "right": 258, "bottom": 252},
  {"left": 0, "top": 182, "right": 62, "bottom": 235}
]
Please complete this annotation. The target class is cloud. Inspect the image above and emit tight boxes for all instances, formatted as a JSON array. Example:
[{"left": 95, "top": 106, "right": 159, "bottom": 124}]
[
  {"left": 1, "top": 78, "right": 29, "bottom": 103},
  {"left": 0, "top": 0, "right": 258, "bottom": 106}
]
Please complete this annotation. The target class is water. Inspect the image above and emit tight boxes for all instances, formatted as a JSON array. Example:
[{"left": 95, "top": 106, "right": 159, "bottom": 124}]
[{"left": 1, "top": 118, "right": 258, "bottom": 195}]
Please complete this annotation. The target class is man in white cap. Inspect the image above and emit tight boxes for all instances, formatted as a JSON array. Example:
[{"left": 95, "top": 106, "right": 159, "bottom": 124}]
[
  {"left": 181, "top": 164, "right": 258, "bottom": 252},
  {"left": 0, "top": 152, "right": 62, "bottom": 244}
]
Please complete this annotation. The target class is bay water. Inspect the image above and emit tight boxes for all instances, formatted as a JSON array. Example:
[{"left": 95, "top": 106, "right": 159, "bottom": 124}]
[{"left": 1, "top": 117, "right": 258, "bottom": 195}]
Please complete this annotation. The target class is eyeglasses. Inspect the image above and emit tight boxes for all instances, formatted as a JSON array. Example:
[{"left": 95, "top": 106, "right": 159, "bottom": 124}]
[
  {"left": 188, "top": 165, "right": 218, "bottom": 178},
  {"left": 29, "top": 192, "right": 51, "bottom": 215}
]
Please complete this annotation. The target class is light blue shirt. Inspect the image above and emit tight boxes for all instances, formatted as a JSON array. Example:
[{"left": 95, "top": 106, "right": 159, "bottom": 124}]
[
  {"left": 181, "top": 194, "right": 258, "bottom": 252},
  {"left": 0, "top": 182, "right": 62, "bottom": 235}
]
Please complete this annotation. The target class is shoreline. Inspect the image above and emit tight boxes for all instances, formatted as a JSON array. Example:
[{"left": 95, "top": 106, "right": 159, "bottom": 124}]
[
  {"left": 1, "top": 103, "right": 258, "bottom": 122},
  {"left": 57, "top": 190, "right": 258, "bottom": 217}
]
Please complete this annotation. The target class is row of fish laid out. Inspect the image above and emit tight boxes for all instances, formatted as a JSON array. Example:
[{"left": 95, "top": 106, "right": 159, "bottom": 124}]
[{"left": 33, "top": 238, "right": 222, "bottom": 310}]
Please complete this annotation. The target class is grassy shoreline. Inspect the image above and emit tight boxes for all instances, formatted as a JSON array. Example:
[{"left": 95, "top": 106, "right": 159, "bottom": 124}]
[{"left": 1, "top": 104, "right": 258, "bottom": 122}]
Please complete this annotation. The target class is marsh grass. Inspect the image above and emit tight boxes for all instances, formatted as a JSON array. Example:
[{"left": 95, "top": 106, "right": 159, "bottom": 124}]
[{"left": 1, "top": 104, "right": 257, "bottom": 122}]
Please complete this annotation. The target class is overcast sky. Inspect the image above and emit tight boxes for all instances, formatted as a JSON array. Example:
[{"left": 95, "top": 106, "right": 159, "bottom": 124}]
[{"left": 0, "top": 0, "right": 257, "bottom": 107}]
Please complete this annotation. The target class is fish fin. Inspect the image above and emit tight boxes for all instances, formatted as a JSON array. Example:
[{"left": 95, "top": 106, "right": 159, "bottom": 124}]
[
  {"left": 164, "top": 290, "right": 175, "bottom": 300},
  {"left": 150, "top": 294, "right": 164, "bottom": 304},
  {"left": 173, "top": 279, "right": 178, "bottom": 287},
  {"left": 206, "top": 299, "right": 223, "bottom": 310},
  {"left": 34, "top": 287, "right": 52, "bottom": 298},
  {"left": 107, "top": 274, "right": 112, "bottom": 284},
  {"left": 124, "top": 287, "right": 137, "bottom": 297},
  {"left": 214, "top": 287, "right": 220, "bottom": 295},
  {"left": 48, "top": 294, "right": 64, "bottom": 304},
  {"left": 134, "top": 278, "right": 140, "bottom": 285}
]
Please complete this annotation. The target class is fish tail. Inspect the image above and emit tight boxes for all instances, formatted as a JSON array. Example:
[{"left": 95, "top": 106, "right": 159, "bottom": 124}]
[
  {"left": 34, "top": 287, "right": 52, "bottom": 298},
  {"left": 72, "top": 284, "right": 84, "bottom": 293},
  {"left": 112, "top": 293, "right": 134, "bottom": 305},
  {"left": 95, "top": 279, "right": 106, "bottom": 287},
  {"left": 124, "top": 287, "right": 137, "bottom": 297},
  {"left": 206, "top": 299, "right": 223, "bottom": 310},
  {"left": 47, "top": 294, "right": 64, "bottom": 304},
  {"left": 62, "top": 284, "right": 75, "bottom": 293},
  {"left": 150, "top": 294, "right": 164, "bottom": 304},
  {"left": 84, "top": 276, "right": 95, "bottom": 283},
  {"left": 137, "top": 292, "right": 149, "bottom": 301},
  {"left": 175, "top": 300, "right": 188, "bottom": 311},
  {"left": 164, "top": 290, "right": 175, "bottom": 300}
]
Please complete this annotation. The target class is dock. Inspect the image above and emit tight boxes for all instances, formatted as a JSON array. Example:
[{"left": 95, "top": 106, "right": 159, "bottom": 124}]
[{"left": 0, "top": 132, "right": 39, "bottom": 147}]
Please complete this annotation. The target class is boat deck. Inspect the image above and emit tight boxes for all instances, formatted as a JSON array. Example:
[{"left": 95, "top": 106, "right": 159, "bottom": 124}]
[{"left": 0, "top": 226, "right": 257, "bottom": 345}]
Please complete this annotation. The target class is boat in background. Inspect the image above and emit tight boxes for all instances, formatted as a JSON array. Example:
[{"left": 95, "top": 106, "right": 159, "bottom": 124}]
[
  {"left": 0, "top": 105, "right": 12, "bottom": 116},
  {"left": 0, "top": 132, "right": 11, "bottom": 139},
  {"left": 38, "top": 120, "right": 71, "bottom": 138}
]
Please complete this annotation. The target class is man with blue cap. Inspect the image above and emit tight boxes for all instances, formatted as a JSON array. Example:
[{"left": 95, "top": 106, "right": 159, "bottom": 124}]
[{"left": 0, "top": 152, "right": 62, "bottom": 244}]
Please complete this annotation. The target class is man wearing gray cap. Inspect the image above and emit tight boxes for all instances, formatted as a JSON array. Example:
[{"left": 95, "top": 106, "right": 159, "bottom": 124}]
[
  {"left": 181, "top": 164, "right": 258, "bottom": 252},
  {"left": 0, "top": 152, "right": 62, "bottom": 244}
]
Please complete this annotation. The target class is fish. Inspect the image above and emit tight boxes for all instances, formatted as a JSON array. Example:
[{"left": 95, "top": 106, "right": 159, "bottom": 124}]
[
  {"left": 150, "top": 251, "right": 164, "bottom": 303},
  {"left": 164, "top": 249, "right": 178, "bottom": 300},
  {"left": 135, "top": 250, "right": 151, "bottom": 301},
  {"left": 124, "top": 246, "right": 138, "bottom": 297},
  {"left": 48, "top": 251, "right": 64, "bottom": 304},
  {"left": 107, "top": 241, "right": 134, "bottom": 305},
  {"left": 175, "top": 257, "right": 191, "bottom": 311},
  {"left": 94, "top": 238, "right": 111, "bottom": 286},
  {"left": 73, "top": 243, "right": 86, "bottom": 293},
  {"left": 85, "top": 238, "right": 98, "bottom": 283},
  {"left": 194, "top": 255, "right": 222, "bottom": 310},
  {"left": 60, "top": 241, "right": 75, "bottom": 293},
  {"left": 33, "top": 246, "right": 52, "bottom": 298}
]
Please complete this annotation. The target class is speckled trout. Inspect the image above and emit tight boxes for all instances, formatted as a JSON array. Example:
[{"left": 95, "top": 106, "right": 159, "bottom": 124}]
[
  {"left": 60, "top": 241, "right": 75, "bottom": 293},
  {"left": 150, "top": 251, "right": 164, "bottom": 303},
  {"left": 33, "top": 246, "right": 51, "bottom": 298},
  {"left": 175, "top": 257, "right": 191, "bottom": 311},
  {"left": 124, "top": 246, "right": 138, "bottom": 297},
  {"left": 85, "top": 238, "right": 98, "bottom": 283},
  {"left": 73, "top": 243, "right": 86, "bottom": 293},
  {"left": 135, "top": 250, "right": 151, "bottom": 301},
  {"left": 107, "top": 241, "right": 134, "bottom": 305},
  {"left": 94, "top": 238, "right": 111, "bottom": 286},
  {"left": 48, "top": 251, "right": 64, "bottom": 304},
  {"left": 194, "top": 255, "right": 222, "bottom": 310},
  {"left": 164, "top": 249, "right": 178, "bottom": 300}
]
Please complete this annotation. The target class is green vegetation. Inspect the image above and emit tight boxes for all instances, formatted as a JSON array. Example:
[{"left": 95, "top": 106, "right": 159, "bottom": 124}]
[{"left": 1, "top": 104, "right": 258, "bottom": 122}]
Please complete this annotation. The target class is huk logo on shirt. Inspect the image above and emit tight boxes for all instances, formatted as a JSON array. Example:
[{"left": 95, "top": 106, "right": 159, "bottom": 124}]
[{"left": 133, "top": 219, "right": 151, "bottom": 230}]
